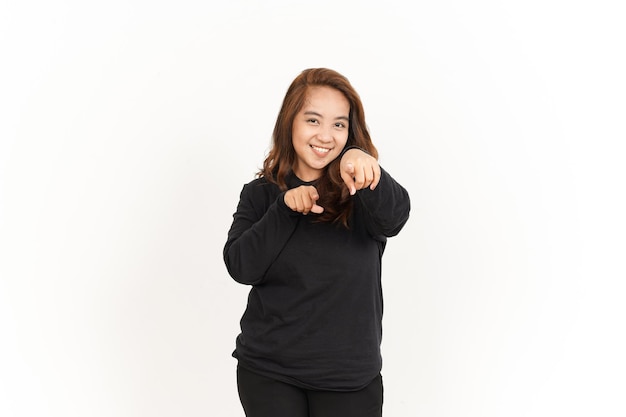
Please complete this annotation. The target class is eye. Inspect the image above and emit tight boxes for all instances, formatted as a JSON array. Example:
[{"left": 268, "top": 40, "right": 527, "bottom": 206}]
[
  {"left": 306, "top": 118, "right": 319, "bottom": 124},
  {"left": 335, "top": 122, "right": 347, "bottom": 128}
]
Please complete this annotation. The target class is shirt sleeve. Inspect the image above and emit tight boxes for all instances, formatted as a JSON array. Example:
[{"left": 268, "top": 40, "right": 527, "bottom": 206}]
[
  {"left": 223, "top": 182, "right": 301, "bottom": 285},
  {"left": 355, "top": 167, "right": 411, "bottom": 238}
]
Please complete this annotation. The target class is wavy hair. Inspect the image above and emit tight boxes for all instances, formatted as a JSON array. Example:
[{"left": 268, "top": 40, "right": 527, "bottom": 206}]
[{"left": 259, "top": 68, "right": 378, "bottom": 226}]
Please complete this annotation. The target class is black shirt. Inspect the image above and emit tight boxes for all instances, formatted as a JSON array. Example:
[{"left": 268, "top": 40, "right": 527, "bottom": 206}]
[{"left": 223, "top": 168, "right": 410, "bottom": 391}]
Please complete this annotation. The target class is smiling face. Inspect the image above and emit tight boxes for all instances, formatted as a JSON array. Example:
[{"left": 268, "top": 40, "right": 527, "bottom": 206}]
[{"left": 291, "top": 86, "right": 350, "bottom": 182}]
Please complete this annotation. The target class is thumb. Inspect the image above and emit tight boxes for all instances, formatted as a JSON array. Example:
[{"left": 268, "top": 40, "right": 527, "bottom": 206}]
[
  {"left": 310, "top": 204, "right": 324, "bottom": 214},
  {"left": 308, "top": 186, "right": 324, "bottom": 214}
]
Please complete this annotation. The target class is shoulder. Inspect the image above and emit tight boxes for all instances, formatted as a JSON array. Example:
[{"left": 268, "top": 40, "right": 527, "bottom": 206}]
[
  {"left": 241, "top": 176, "right": 279, "bottom": 195},
  {"left": 238, "top": 176, "right": 282, "bottom": 212}
]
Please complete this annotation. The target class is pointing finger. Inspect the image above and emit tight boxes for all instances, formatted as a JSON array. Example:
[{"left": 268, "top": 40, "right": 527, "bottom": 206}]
[{"left": 341, "top": 162, "right": 357, "bottom": 195}]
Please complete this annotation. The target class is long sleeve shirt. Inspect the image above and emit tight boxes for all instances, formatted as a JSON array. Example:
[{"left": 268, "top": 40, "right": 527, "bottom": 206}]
[{"left": 223, "top": 168, "right": 410, "bottom": 391}]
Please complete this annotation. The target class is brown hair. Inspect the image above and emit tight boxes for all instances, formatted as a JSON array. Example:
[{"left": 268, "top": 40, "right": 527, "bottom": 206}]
[{"left": 259, "top": 68, "right": 378, "bottom": 226}]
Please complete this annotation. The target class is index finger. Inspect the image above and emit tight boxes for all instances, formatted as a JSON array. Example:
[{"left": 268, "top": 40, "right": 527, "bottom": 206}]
[{"left": 340, "top": 163, "right": 357, "bottom": 195}]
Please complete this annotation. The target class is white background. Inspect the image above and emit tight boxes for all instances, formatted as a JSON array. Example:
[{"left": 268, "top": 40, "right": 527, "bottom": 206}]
[{"left": 1, "top": 1, "right": 625, "bottom": 416}]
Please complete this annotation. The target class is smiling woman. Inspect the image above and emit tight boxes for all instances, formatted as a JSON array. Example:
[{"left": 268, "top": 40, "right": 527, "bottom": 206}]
[
  {"left": 291, "top": 86, "right": 350, "bottom": 181},
  {"left": 223, "top": 68, "right": 411, "bottom": 417}
]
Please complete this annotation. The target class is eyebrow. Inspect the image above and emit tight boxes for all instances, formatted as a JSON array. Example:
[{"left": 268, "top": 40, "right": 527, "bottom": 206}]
[{"left": 303, "top": 111, "right": 350, "bottom": 122}]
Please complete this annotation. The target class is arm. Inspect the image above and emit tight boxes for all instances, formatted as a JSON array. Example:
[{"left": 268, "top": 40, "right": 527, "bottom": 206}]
[
  {"left": 223, "top": 183, "right": 300, "bottom": 285},
  {"left": 340, "top": 148, "right": 410, "bottom": 237},
  {"left": 355, "top": 167, "right": 411, "bottom": 237}
]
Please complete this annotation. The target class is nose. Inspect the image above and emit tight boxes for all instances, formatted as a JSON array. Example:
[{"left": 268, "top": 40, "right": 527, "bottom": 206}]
[{"left": 317, "top": 125, "right": 333, "bottom": 142}]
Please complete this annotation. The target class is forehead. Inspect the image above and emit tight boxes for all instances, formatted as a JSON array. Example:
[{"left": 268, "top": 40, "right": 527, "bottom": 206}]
[{"left": 302, "top": 86, "right": 350, "bottom": 113}]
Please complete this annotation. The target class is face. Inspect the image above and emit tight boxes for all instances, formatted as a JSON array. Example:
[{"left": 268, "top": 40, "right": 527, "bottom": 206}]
[{"left": 291, "top": 86, "right": 350, "bottom": 181}]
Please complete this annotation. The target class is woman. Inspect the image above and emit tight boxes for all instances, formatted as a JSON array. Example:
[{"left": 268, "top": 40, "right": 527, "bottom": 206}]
[{"left": 223, "top": 68, "right": 410, "bottom": 417}]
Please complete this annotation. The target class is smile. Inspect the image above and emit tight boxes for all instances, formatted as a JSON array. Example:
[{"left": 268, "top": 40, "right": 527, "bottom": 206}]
[{"left": 310, "top": 145, "right": 331, "bottom": 154}]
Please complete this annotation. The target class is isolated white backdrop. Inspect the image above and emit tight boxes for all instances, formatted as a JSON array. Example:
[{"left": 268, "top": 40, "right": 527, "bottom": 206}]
[{"left": 1, "top": 1, "right": 624, "bottom": 416}]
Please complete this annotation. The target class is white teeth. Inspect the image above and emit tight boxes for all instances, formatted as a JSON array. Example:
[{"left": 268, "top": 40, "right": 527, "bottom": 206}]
[{"left": 311, "top": 145, "right": 330, "bottom": 153}]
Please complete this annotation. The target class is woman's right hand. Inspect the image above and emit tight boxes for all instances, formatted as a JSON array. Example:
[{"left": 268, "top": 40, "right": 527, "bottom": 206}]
[{"left": 284, "top": 185, "right": 324, "bottom": 215}]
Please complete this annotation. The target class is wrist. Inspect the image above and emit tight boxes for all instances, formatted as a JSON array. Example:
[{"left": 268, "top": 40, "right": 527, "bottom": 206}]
[{"left": 340, "top": 145, "right": 370, "bottom": 157}]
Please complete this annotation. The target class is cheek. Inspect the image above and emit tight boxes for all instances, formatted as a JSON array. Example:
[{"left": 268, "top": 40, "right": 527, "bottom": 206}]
[
  {"left": 291, "top": 128, "right": 304, "bottom": 145},
  {"left": 293, "top": 125, "right": 311, "bottom": 143}
]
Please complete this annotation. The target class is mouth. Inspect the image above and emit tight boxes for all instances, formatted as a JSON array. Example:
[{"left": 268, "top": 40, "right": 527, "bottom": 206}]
[{"left": 310, "top": 144, "right": 331, "bottom": 155}]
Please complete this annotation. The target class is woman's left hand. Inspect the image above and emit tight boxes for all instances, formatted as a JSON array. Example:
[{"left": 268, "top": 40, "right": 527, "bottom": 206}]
[{"left": 340, "top": 148, "right": 381, "bottom": 195}]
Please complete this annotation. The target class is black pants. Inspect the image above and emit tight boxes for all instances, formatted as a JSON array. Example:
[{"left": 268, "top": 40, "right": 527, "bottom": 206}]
[{"left": 237, "top": 366, "right": 383, "bottom": 417}]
